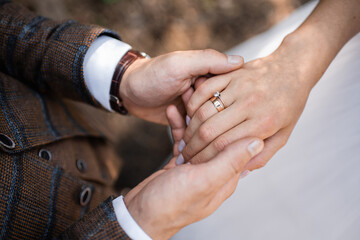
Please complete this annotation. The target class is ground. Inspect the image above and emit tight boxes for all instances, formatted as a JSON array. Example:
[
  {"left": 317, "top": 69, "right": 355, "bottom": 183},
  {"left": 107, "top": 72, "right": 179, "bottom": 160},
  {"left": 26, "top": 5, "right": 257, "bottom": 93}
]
[{"left": 14, "top": 0, "right": 310, "bottom": 189}]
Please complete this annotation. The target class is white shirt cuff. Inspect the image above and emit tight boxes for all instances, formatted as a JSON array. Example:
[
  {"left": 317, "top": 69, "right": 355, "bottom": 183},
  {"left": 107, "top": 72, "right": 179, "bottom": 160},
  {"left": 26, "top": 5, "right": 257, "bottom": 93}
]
[
  {"left": 83, "top": 36, "right": 131, "bottom": 111},
  {"left": 112, "top": 195, "right": 152, "bottom": 240}
]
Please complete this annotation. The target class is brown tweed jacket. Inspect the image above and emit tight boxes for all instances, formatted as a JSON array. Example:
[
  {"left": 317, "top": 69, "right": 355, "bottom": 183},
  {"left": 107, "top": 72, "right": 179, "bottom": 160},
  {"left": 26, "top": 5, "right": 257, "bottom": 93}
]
[{"left": 0, "top": 1, "right": 131, "bottom": 239}]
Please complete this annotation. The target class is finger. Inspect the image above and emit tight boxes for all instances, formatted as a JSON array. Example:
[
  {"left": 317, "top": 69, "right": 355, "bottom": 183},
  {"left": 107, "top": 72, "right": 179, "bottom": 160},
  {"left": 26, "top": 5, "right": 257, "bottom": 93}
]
[
  {"left": 163, "top": 156, "right": 177, "bottom": 170},
  {"left": 244, "top": 128, "right": 291, "bottom": 171},
  {"left": 188, "top": 119, "right": 277, "bottom": 164},
  {"left": 166, "top": 105, "right": 186, "bottom": 156},
  {"left": 194, "top": 77, "right": 207, "bottom": 89},
  {"left": 167, "top": 50, "right": 244, "bottom": 80},
  {"left": 182, "top": 101, "right": 247, "bottom": 161},
  {"left": 166, "top": 105, "right": 186, "bottom": 142},
  {"left": 198, "top": 137, "right": 264, "bottom": 189},
  {"left": 183, "top": 88, "right": 234, "bottom": 143},
  {"left": 184, "top": 101, "right": 217, "bottom": 143},
  {"left": 186, "top": 74, "right": 233, "bottom": 117},
  {"left": 182, "top": 87, "right": 194, "bottom": 107},
  {"left": 182, "top": 88, "right": 194, "bottom": 127}
]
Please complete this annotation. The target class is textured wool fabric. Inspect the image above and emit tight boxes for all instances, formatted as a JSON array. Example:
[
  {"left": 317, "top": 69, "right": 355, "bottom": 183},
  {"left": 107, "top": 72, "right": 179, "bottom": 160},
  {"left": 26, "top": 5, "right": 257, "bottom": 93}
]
[
  {"left": 0, "top": 2, "right": 130, "bottom": 239},
  {"left": 58, "top": 197, "right": 130, "bottom": 239},
  {"left": 0, "top": 2, "right": 124, "bottom": 153},
  {"left": 0, "top": 1, "right": 119, "bottom": 107}
]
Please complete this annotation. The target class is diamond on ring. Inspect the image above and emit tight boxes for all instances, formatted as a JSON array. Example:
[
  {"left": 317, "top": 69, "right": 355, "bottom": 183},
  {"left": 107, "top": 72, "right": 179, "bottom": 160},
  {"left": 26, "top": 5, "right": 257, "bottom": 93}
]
[{"left": 214, "top": 91, "right": 220, "bottom": 98}]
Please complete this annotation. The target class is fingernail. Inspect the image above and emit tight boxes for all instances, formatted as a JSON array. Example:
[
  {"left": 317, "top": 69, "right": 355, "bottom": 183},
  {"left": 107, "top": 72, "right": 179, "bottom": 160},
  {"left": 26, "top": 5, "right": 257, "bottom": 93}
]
[
  {"left": 227, "top": 55, "right": 244, "bottom": 65},
  {"left": 240, "top": 170, "right": 250, "bottom": 179},
  {"left": 178, "top": 139, "right": 186, "bottom": 152},
  {"left": 176, "top": 154, "right": 184, "bottom": 165},
  {"left": 247, "top": 139, "right": 263, "bottom": 157},
  {"left": 186, "top": 115, "right": 191, "bottom": 126}
]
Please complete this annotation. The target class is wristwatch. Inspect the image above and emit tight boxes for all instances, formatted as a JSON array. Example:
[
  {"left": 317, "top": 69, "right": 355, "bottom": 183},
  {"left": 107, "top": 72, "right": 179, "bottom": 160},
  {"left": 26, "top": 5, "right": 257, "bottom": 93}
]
[{"left": 109, "top": 50, "right": 149, "bottom": 115}]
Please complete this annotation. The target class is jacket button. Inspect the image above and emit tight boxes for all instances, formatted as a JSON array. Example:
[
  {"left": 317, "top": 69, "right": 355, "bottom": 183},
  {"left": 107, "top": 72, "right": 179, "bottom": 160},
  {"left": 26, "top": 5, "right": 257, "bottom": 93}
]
[
  {"left": 76, "top": 159, "right": 87, "bottom": 172},
  {"left": 79, "top": 187, "right": 92, "bottom": 206},
  {"left": 39, "top": 149, "right": 52, "bottom": 161},
  {"left": 0, "top": 133, "right": 15, "bottom": 150}
]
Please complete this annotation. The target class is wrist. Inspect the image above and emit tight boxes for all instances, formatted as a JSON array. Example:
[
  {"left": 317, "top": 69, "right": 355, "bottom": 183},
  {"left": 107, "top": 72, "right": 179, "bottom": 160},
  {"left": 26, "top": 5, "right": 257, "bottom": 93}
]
[
  {"left": 109, "top": 50, "right": 148, "bottom": 115},
  {"left": 113, "top": 196, "right": 152, "bottom": 240},
  {"left": 273, "top": 0, "right": 360, "bottom": 91},
  {"left": 119, "top": 57, "right": 149, "bottom": 115},
  {"left": 125, "top": 198, "right": 165, "bottom": 240},
  {"left": 273, "top": 30, "right": 326, "bottom": 92},
  {"left": 124, "top": 194, "right": 178, "bottom": 240}
]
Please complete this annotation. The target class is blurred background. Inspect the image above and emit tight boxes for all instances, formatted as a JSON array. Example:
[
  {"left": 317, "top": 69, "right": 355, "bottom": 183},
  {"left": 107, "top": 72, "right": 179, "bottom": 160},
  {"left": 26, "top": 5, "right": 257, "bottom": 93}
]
[{"left": 14, "top": 0, "right": 309, "bottom": 189}]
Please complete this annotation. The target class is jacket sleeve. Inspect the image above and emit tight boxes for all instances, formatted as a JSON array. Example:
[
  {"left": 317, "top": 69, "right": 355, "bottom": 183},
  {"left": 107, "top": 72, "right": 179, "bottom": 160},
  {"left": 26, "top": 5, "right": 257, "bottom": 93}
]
[
  {"left": 58, "top": 197, "right": 131, "bottom": 240},
  {"left": 0, "top": 1, "right": 120, "bottom": 106}
]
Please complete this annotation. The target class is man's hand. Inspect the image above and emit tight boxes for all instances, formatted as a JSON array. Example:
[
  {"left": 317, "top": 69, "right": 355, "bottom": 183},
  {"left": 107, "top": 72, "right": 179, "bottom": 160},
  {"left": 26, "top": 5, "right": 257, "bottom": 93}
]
[
  {"left": 124, "top": 137, "right": 264, "bottom": 240},
  {"left": 119, "top": 50, "right": 244, "bottom": 124}
]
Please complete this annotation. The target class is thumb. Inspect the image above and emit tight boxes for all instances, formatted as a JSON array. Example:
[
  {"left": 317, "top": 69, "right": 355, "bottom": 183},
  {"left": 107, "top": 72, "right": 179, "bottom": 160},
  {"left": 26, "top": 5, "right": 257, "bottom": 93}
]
[
  {"left": 202, "top": 138, "right": 264, "bottom": 188},
  {"left": 166, "top": 49, "right": 244, "bottom": 78}
]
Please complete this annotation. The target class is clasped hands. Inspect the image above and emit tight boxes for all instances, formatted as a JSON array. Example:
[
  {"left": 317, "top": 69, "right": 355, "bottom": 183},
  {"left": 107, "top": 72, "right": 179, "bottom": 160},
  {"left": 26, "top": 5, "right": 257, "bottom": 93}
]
[{"left": 120, "top": 47, "right": 310, "bottom": 239}]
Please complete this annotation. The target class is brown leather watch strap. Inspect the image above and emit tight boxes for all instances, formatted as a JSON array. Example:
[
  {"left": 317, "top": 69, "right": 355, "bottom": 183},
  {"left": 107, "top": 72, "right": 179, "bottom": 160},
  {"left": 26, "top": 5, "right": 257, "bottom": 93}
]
[{"left": 110, "top": 50, "right": 145, "bottom": 114}]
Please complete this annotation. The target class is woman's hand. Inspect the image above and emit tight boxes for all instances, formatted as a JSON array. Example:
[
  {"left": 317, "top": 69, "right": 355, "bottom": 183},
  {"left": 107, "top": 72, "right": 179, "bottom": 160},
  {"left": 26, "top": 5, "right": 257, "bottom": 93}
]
[
  {"left": 179, "top": 46, "right": 311, "bottom": 170},
  {"left": 119, "top": 50, "right": 244, "bottom": 124},
  {"left": 176, "top": 0, "right": 360, "bottom": 170},
  {"left": 175, "top": 31, "right": 323, "bottom": 169}
]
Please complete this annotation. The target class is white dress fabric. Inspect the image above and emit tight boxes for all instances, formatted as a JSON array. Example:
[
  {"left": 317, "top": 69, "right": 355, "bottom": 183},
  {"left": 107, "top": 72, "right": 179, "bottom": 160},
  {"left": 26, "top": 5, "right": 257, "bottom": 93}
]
[{"left": 173, "top": 1, "right": 360, "bottom": 239}]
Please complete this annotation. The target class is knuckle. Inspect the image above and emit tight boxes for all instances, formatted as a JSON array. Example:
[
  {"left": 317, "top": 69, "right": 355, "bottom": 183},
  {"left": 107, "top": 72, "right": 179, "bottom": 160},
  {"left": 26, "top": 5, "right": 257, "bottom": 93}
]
[
  {"left": 190, "top": 155, "right": 201, "bottom": 165},
  {"left": 165, "top": 55, "right": 180, "bottom": 70},
  {"left": 183, "top": 130, "right": 192, "bottom": 143},
  {"left": 245, "top": 91, "right": 262, "bottom": 107},
  {"left": 198, "top": 124, "right": 215, "bottom": 143},
  {"left": 261, "top": 115, "right": 276, "bottom": 131},
  {"left": 192, "top": 149, "right": 215, "bottom": 165},
  {"left": 251, "top": 58, "right": 264, "bottom": 67},
  {"left": 213, "top": 136, "right": 229, "bottom": 152},
  {"left": 181, "top": 145, "right": 192, "bottom": 160},
  {"left": 196, "top": 83, "right": 209, "bottom": 97},
  {"left": 196, "top": 107, "right": 209, "bottom": 122},
  {"left": 228, "top": 158, "right": 242, "bottom": 175},
  {"left": 202, "top": 48, "right": 217, "bottom": 56},
  {"left": 191, "top": 154, "right": 204, "bottom": 165},
  {"left": 256, "top": 159, "right": 268, "bottom": 169},
  {"left": 186, "top": 101, "right": 197, "bottom": 117}
]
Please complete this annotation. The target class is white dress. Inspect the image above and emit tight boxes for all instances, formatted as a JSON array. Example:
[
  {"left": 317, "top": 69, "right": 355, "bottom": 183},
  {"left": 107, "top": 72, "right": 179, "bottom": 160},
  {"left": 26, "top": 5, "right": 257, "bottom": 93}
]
[{"left": 173, "top": 1, "right": 360, "bottom": 239}]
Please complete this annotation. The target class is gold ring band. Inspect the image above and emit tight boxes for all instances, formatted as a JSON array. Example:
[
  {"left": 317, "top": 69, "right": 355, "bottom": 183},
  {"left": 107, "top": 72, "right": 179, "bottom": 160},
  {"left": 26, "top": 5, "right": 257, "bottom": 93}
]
[{"left": 210, "top": 91, "right": 225, "bottom": 112}]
